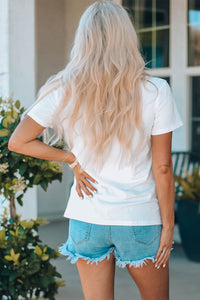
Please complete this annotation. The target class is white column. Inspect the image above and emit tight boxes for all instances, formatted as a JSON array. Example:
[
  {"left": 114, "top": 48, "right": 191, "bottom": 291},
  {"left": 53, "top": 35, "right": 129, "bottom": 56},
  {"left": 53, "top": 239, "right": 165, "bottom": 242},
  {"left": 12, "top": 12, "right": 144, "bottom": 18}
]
[
  {"left": 0, "top": 0, "right": 9, "bottom": 97},
  {"left": 8, "top": 0, "right": 38, "bottom": 219},
  {"left": 171, "top": 0, "right": 188, "bottom": 150}
]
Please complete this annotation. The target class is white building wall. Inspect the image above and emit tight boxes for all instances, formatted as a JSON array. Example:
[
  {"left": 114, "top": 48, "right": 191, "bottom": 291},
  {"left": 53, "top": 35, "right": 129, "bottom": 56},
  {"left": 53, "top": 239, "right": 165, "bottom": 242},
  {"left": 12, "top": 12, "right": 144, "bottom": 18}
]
[
  {"left": 8, "top": 0, "right": 37, "bottom": 219},
  {"left": 0, "top": 0, "right": 9, "bottom": 97}
]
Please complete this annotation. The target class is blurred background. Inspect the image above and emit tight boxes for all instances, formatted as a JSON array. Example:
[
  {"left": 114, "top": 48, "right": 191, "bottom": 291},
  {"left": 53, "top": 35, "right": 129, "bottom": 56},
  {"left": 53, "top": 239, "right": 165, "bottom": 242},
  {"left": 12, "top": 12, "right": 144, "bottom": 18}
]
[{"left": 0, "top": 0, "right": 199, "bottom": 299}]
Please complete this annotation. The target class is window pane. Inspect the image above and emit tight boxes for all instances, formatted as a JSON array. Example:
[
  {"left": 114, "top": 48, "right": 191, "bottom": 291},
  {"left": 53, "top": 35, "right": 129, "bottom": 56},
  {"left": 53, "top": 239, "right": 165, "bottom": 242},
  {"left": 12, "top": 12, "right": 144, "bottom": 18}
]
[
  {"left": 188, "top": 0, "right": 200, "bottom": 66},
  {"left": 123, "top": 0, "right": 170, "bottom": 69},
  {"left": 188, "top": 25, "right": 200, "bottom": 66},
  {"left": 192, "top": 121, "right": 200, "bottom": 154},
  {"left": 156, "top": 29, "right": 169, "bottom": 68},
  {"left": 191, "top": 76, "right": 200, "bottom": 153},
  {"left": 188, "top": 0, "right": 200, "bottom": 24},
  {"left": 192, "top": 77, "right": 200, "bottom": 118},
  {"left": 123, "top": 0, "right": 152, "bottom": 29},
  {"left": 138, "top": 31, "right": 153, "bottom": 68},
  {"left": 156, "top": 0, "right": 169, "bottom": 26},
  {"left": 137, "top": 0, "right": 152, "bottom": 29}
]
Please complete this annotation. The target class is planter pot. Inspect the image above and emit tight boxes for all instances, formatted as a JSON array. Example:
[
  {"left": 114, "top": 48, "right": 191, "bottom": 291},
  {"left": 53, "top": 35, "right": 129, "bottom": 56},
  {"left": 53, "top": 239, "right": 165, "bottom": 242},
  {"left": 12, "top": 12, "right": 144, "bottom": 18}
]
[{"left": 177, "top": 199, "right": 200, "bottom": 262}]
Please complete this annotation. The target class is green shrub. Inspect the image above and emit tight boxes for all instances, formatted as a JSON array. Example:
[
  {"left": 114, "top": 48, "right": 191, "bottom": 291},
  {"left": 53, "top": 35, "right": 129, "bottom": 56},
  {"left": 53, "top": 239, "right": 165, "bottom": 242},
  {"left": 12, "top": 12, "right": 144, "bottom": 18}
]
[
  {"left": 174, "top": 167, "right": 200, "bottom": 212},
  {"left": 0, "top": 209, "right": 65, "bottom": 299},
  {"left": 0, "top": 96, "right": 66, "bottom": 298},
  {"left": 0, "top": 96, "right": 64, "bottom": 219}
]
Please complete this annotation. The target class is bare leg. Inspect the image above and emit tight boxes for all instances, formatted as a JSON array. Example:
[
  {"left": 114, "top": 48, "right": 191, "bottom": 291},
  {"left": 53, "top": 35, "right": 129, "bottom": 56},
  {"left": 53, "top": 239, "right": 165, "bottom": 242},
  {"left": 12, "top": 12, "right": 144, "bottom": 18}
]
[
  {"left": 126, "top": 259, "right": 169, "bottom": 300},
  {"left": 76, "top": 251, "right": 116, "bottom": 300}
]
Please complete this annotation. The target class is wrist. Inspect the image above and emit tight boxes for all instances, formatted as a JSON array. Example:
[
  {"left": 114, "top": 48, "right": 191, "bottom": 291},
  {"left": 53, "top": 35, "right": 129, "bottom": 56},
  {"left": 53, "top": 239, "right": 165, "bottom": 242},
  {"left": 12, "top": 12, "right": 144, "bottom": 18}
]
[
  {"left": 62, "top": 151, "right": 76, "bottom": 165},
  {"left": 162, "top": 223, "right": 174, "bottom": 230},
  {"left": 68, "top": 157, "right": 79, "bottom": 169}
]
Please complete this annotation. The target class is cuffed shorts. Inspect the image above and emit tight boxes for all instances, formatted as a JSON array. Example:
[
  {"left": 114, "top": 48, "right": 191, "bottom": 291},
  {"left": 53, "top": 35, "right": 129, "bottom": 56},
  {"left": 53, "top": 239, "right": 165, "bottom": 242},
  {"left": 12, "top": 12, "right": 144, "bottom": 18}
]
[{"left": 59, "top": 219, "right": 172, "bottom": 268}]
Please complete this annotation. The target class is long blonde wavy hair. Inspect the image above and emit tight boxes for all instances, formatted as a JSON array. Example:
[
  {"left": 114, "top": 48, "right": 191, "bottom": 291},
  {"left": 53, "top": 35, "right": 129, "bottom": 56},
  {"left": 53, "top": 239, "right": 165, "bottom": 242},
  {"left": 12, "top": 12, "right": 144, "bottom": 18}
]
[{"left": 27, "top": 1, "right": 150, "bottom": 172}]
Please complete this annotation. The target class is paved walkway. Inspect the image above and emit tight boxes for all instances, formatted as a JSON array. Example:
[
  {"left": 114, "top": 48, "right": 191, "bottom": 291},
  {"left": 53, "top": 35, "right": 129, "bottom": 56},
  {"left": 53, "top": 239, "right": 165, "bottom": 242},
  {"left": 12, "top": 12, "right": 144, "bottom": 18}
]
[{"left": 39, "top": 220, "right": 200, "bottom": 300}]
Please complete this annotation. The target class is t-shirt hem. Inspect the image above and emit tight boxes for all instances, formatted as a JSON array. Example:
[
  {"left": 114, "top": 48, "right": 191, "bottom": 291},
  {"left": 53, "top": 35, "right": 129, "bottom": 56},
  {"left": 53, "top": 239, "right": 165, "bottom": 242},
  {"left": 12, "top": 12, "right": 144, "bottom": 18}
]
[
  {"left": 151, "top": 121, "right": 183, "bottom": 135},
  {"left": 27, "top": 112, "right": 50, "bottom": 128},
  {"left": 63, "top": 213, "right": 162, "bottom": 226}
]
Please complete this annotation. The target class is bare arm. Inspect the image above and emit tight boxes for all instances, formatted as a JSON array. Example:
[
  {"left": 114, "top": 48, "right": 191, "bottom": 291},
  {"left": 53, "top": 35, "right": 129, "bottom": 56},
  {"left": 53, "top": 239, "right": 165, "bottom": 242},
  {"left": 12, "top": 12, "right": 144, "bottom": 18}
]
[
  {"left": 8, "top": 115, "right": 98, "bottom": 197},
  {"left": 151, "top": 131, "right": 175, "bottom": 230},
  {"left": 151, "top": 131, "right": 175, "bottom": 269},
  {"left": 8, "top": 115, "right": 75, "bottom": 164}
]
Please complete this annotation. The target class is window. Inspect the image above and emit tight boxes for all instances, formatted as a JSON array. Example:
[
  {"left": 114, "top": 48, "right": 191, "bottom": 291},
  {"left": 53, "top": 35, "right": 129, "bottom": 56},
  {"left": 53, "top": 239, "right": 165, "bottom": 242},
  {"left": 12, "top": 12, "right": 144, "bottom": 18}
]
[
  {"left": 123, "top": 0, "right": 170, "bottom": 68},
  {"left": 188, "top": 0, "right": 200, "bottom": 66}
]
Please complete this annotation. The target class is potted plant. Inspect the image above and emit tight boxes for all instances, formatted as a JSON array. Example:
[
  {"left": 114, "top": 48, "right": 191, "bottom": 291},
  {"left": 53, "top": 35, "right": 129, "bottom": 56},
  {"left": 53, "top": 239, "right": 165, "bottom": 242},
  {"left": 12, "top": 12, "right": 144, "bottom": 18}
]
[
  {"left": 0, "top": 95, "right": 65, "bottom": 298},
  {"left": 174, "top": 168, "right": 200, "bottom": 262}
]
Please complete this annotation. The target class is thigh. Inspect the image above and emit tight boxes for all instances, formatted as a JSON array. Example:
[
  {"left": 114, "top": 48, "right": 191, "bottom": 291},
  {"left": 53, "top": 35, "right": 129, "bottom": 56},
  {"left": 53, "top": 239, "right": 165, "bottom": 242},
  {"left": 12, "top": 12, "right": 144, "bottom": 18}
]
[
  {"left": 64, "top": 219, "right": 116, "bottom": 300},
  {"left": 126, "top": 259, "right": 169, "bottom": 300},
  {"left": 120, "top": 224, "right": 169, "bottom": 300},
  {"left": 76, "top": 251, "right": 116, "bottom": 300}
]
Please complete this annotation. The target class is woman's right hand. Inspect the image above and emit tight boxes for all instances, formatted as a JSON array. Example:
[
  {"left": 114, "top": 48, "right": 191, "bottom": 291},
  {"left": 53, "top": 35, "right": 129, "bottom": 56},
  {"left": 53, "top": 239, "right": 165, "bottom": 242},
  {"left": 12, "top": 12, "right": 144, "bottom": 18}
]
[{"left": 73, "top": 162, "right": 98, "bottom": 199}]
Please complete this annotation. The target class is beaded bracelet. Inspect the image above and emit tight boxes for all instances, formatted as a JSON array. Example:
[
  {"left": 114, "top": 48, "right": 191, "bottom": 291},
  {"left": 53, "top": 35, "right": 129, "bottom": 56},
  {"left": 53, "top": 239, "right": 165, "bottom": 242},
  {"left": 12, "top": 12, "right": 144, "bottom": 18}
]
[{"left": 68, "top": 158, "right": 79, "bottom": 169}]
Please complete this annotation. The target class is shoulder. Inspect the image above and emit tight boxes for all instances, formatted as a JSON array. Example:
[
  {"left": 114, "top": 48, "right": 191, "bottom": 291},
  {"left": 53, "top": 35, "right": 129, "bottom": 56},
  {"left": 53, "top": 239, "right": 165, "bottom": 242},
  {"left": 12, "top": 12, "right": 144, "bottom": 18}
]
[
  {"left": 141, "top": 77, "right": 168, "bottom": 103},
  {"left": 49, "top": 84, "right": 64, "bottom": 102},
  {"left": 37, "top": 83, "right": 65, "bottom": 108},
  {"left": 144, "top": 76, "right": 168, "bottom": 91}
]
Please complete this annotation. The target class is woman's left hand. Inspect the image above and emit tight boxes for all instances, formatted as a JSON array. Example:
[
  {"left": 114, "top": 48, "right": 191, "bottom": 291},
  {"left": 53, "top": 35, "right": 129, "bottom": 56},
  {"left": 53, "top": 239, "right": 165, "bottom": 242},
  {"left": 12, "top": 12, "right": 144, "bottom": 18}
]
[
  {"left": 73, "top": 162, "right": 98, "bottom": 199},
  {"left": 154, "top": 226, "right": 174, "bottom": 269}
]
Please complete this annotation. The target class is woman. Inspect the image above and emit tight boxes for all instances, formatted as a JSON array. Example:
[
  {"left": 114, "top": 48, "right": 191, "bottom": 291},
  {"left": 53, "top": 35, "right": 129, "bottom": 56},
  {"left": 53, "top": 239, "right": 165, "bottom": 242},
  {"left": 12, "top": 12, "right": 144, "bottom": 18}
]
[{"left": 8, "top": 1, "right": 183, "bottom": 299}]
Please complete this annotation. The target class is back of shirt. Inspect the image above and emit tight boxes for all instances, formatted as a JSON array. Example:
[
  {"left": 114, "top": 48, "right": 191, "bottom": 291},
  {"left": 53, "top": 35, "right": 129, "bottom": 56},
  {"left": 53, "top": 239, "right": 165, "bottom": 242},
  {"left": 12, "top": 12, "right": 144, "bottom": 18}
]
[{"left": 27, "top": 76, "right": 183, "bottom": 226}]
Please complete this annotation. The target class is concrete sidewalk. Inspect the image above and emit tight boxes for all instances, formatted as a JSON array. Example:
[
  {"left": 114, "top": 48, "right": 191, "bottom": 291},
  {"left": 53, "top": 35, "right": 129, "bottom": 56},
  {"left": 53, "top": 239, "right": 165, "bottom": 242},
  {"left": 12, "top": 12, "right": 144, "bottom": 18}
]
[{"left": 39, "top": 220, "right": 200, "bottom": 300}]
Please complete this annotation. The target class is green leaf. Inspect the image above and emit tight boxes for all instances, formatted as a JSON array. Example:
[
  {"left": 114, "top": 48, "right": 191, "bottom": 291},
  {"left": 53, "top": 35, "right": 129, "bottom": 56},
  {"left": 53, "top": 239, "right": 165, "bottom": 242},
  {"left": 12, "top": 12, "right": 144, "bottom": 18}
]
[
  {"left": 26, "top": 262, "right": 40, "bottom": 275},
  {"left": 40, "top": 181, "right": 48, "bottom": 191},
  {"left": 56, "top": 280, "right": 66, "bottom": 287},
  {"left": 4, "top": 255, "right": 13, "bottom": 261},
  {"left": 9, "top": 230, "right": 15, "bottom": 235},
  {"left": 40, "top": 276, "right": 50, "bottom": 288},
  {"left": 0, "top": 129, "right": 9, "bottom": 137},
  {"left": 15, "top": 100, "right": 20, "bottom": 109},
  {"left": 35, "top": 245, "right": 42, "bottom": 256},
  {"left": 19, "top": 163, "right": 28, "bottom": 175},
  {"left": 13, "top": 253, "right": 20, "bottom": 262},
  {"left": 16, "top": 194, "right": 23, "bottom": 206},
  {"left": 0, "top": 229, "right": 6, "bottom": 241},
  {"left": 41, "top": 254, "right": 49, "bottom": 261},
  {"left": 36, "top": 217, "right": 49, "bottom": 225},
  {"left": 12, "top": 108, "right": 18, "bottom": 119},
  {"left": 11, "top": 151, "right": 21, "bottom": 157},
  {"left": 20, "top": 219, "right": 34, "bottom": 229},
  {"left": 33, "top": 174, "right": 42, "bottom": 185},
  {"left": 20, "top": 107, "right": 25, "bottom": 113},
  {"left": 2, "top": 118, "right": 7, "bottom": 127}
]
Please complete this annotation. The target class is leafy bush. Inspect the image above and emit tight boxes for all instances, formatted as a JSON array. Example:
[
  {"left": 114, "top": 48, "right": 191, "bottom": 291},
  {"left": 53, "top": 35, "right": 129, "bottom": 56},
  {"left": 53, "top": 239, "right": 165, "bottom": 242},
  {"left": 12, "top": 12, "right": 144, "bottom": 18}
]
[
  {"left": 0, "top": 96, "right": 63, "bottom": 219},
  {"left": 0, "top": 95, "right": 66, "bottom": 298},
  {"left": 174, "top": 167, "right": 200, "bottom": 212},
  {"left": 0, "top": 209, "right": 65, "bottom": 299}
]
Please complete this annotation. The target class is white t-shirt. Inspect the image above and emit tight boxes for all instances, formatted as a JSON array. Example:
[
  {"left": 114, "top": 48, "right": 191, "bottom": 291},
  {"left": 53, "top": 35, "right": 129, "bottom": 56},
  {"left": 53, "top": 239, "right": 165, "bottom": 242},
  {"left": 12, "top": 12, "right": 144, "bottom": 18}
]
[{"left": 27, "top": 77, "right": 183, "bottom": 226}]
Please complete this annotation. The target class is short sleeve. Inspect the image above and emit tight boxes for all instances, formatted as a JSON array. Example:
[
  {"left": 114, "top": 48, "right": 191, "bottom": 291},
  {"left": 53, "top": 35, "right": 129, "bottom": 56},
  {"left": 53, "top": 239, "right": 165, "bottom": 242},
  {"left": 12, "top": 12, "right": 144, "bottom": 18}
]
[
  {"left": 151, "top": 80, "right": 183, "bottom": 135},
  {"left": 27, "top": 86, "right": 63, "bottom": 128}
]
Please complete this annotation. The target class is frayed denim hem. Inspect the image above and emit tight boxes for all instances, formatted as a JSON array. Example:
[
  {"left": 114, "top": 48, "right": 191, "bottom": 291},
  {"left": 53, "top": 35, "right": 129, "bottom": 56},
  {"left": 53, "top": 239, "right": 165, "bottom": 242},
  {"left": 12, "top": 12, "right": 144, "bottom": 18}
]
[
  {"left": 114, "top": 246, "right": 175, "bottom": 269},
  {"left": 115, "top": 254, "right": 156, "bottom": 268},
  {"left": 58, "top": 243, "right": 175, "bottom": 268},
  {"left": 59, "top": 243, "right": 116, "bottom": 265}
]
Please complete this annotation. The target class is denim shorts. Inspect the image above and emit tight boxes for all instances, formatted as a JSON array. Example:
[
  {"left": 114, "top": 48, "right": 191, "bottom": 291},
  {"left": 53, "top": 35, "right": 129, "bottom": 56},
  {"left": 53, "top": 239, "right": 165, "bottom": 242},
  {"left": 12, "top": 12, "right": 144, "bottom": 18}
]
[{"left": 59, "top": 219, "right": 166, "bottom": 268}]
